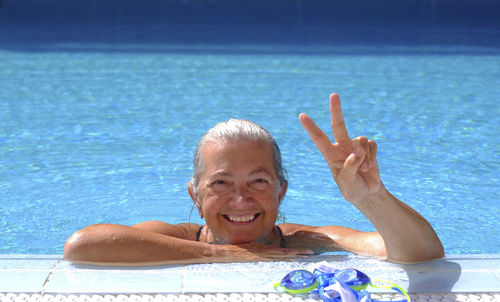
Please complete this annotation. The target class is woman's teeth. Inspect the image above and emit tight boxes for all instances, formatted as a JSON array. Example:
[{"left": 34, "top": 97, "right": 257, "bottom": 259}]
[{"left": 224, "top": 214, "right": 258, "bottom": 222}]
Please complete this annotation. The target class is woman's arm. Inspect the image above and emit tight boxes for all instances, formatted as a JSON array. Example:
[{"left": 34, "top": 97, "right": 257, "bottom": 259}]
[
  {"left": 63, "top": 223, "right": 214, "bottom": 265},
  {"left": 280, "top": 187, "right": 444, "bottom": 263},
  {"left": 63, "top": 222, "right": 311, "bottom": 266},
  {"left": 298, "top": 93, "right": 444, "bottom": 263},
  {"left": 279, "top": 223, "right": 386, "bottom": 257},
  {"left": 351, "top": 184, "right": 444, "bottom": 262}
]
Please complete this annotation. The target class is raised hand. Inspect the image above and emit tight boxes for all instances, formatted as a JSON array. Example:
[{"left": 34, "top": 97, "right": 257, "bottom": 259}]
[{"left": 299, "top": 93, "right": 382, "bottom": 204}]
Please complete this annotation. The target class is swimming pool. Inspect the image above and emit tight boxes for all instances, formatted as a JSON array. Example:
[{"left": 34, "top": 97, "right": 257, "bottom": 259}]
[{"left": 1, "top": 1, "right": 499, "bottom": 256}]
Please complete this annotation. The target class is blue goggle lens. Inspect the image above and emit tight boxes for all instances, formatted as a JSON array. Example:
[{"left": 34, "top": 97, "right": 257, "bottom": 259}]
[
  {"left": 335, "top": 268, "right": 370, "bottom": 287},
  {"left": 281, "top": 270, "right": 317, "bottom": 290}
]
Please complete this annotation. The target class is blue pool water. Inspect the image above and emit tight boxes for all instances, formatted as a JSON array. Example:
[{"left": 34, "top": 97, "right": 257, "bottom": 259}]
[{"left": 1, "top": 1, "right": 499, "bottom": 255}]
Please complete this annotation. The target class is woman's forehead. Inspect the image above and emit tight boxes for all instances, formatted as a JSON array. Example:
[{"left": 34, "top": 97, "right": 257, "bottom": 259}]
[
  {"left": 206, "top": 168, "right": 274, "bottom": 179},
  {"left": 203, "top": 139, "right": 272, "bottom": 155},
  {"left": 201, "top": 140, "right": 275, "bottom": 171}
]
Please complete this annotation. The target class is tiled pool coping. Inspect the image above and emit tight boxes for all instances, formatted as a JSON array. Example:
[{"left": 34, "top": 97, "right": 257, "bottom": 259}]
[{"left": 0, "top": 254, "right": 499, "bottom": 295}]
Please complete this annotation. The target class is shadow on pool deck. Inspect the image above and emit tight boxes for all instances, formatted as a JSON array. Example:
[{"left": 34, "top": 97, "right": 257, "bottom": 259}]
[{"left": 404, "top": 258, "right": 462, "bottom": 293}]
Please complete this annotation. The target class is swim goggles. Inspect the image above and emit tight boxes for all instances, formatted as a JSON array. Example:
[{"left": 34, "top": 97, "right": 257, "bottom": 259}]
[{"left": 274, "top": 266, "right": 411, "bottom": 302}]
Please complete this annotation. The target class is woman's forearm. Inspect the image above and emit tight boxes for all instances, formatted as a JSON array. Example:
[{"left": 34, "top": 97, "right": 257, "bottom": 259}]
[
  {"left": 63, "top": 224, "right": 217, "bottom": 265},
  {"left": 354, "top": 185, "right": 444, "bottom": 263}
]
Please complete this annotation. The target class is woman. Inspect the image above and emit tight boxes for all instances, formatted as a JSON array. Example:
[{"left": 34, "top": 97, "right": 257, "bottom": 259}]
[{"left": 64, "top": 93, "right": 444, "bottom": 265}]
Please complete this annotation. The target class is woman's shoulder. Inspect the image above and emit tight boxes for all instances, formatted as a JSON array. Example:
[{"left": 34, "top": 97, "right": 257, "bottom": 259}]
[
  {"left": 278, "top": 223, "right": 354, "bottom": 236},
  {"left": 132, "top": 221, "right": 202, "bottom": 240}
]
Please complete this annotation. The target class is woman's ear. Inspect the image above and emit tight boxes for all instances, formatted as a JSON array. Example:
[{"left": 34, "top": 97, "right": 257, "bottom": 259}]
[
  {"left": 278, "top": 180, "right": 288, "bottom": 204},
  {"left": 188, "top": 182, "right": 204, "bottom": 219}
]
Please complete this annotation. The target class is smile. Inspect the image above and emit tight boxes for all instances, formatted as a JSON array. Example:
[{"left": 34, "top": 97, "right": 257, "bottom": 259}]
[{"left": 223, "top": 213, "right": 260, "bottom": 223}]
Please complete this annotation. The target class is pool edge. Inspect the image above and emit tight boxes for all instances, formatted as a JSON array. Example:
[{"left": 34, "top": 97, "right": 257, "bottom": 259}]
[{"left": 0, "top": 254, "right": 499, "bottom": 295}]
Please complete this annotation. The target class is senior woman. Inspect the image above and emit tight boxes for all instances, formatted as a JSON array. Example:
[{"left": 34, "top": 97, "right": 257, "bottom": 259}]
[{"left": 64, "top": 94, "right": 444, "bottom": 265}]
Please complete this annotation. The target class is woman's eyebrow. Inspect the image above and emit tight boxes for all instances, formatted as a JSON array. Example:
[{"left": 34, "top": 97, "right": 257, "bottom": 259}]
[
  {"left": 249, "top": 168, "right": 273, "bottom": 178},
  {"left": 207, "top": 171, "right": 233, "bottom": 179}
]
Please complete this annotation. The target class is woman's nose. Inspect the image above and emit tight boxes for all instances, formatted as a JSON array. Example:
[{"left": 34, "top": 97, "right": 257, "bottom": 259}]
[{"left": 230, "top": 185, "right": 252, "bottom": 206}]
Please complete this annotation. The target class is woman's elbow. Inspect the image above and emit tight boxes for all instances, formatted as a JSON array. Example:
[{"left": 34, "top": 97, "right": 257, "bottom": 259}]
[
  {"left": 63, "top": 230, "right": 84, "bottom": 262},
  {"left": 416, "top": 238, "right": 446, "bottom": 262},
  {"left": 63, "top": 224, "right": 107, "bottom": 263},
  {"left": 387, "top": 243, "right": 445, "bottom": 264},
  {"left": 426, "top": 243, "right": 445, "bottom": 261}
]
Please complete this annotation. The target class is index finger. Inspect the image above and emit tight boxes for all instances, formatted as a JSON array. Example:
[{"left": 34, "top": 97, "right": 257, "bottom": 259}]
[
  {"left": 330, "top": 93, "right": 350, "bottom": 143},
  {"left": 298, "top": 113, "right": 333, "bottom": 154}
]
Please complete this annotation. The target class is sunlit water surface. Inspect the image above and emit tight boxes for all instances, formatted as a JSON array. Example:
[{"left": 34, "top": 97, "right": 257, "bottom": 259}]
[{"left": 0, "top": 25, "right": 499, "bottom": 255}]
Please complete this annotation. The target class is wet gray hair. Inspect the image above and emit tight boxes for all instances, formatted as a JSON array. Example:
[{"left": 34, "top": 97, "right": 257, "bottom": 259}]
[{"left": 191, "top": 119, "right": 287, "bottom": 195}]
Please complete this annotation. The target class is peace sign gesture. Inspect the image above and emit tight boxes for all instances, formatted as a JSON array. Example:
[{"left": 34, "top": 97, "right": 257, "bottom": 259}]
[{"left": 299, "top": 93, "right": 382, "bottom": 204}]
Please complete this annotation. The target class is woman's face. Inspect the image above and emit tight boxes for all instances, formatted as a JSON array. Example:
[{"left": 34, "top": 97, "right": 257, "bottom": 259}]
[{"left": 190, "top": 140, "right": 287, "bottom": 244}]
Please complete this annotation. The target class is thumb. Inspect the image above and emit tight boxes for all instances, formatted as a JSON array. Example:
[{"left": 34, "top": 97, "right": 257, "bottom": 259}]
[{"left": 342, "top": 147, "right": 365, "bottom": 178}]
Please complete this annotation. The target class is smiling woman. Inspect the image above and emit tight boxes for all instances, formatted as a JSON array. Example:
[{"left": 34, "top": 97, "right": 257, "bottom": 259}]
[
  {"left": 63, "top": 93, "right": 444, "bottom": 266},
  {"left": 189, "top": 139, "right": 285, "bottom": 246},
  {"left": 187, "top": 118, "right": 287, "bottom": 246}
]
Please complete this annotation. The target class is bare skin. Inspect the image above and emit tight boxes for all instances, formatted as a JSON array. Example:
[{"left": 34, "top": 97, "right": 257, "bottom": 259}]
[{"left": 64, "top": 93, "right": 444, "bottom": 266}]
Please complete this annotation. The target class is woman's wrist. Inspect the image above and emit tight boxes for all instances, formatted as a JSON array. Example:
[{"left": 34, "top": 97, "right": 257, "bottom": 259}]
[{"left": 349, "top": 182, "right": 387, "bottom": 209}]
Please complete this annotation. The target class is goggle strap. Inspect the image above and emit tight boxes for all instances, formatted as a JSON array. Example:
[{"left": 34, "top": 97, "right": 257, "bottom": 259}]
[
  {"left": 273, "top": 280, "right": 319, "bottom": 295},
  {"left": 370, "top": 279, "right": 411, "bottom": 302}
]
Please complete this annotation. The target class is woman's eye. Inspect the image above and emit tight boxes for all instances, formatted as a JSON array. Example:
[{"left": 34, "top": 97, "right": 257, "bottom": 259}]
[
  {"left": 208, "top": 179, "right": 233, "bottom": 191},
  {"left": 251, "top": 178, "right": 270, "bottom": 189},
  {"left": 211, "top": 180, "right": 226, "bottom": 186}
]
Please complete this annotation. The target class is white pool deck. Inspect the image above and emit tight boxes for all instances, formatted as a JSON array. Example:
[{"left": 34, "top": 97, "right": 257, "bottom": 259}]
[{"left": 1, "top": 254, "right": 499, "bottom": 301}]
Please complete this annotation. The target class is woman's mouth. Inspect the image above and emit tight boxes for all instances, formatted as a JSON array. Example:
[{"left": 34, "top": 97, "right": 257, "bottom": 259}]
[{"left": 222, "top": 213, "right": 260, "bottom": 223}]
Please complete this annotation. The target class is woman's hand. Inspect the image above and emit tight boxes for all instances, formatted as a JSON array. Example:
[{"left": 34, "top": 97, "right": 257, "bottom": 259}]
[
  {"left": 298, "top": 93, "right": 444, "bottom": 262},
  {"left": 299, "top": 93, "right": 381, "bottom": 204},
  {"left": 214, "top": 242, "right": 314, "bottom": 262}
]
